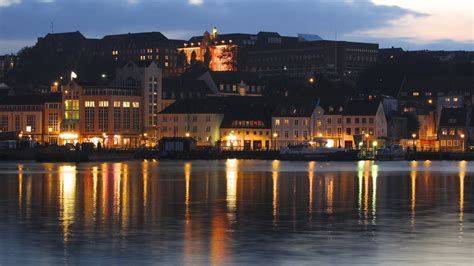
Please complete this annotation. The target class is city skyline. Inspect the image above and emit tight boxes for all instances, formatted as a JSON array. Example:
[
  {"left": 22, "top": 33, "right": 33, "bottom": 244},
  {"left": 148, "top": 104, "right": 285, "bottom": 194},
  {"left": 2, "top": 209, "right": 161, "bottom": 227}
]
[{"left": 0, "top": 0, "right": 473, "bottom": 54}]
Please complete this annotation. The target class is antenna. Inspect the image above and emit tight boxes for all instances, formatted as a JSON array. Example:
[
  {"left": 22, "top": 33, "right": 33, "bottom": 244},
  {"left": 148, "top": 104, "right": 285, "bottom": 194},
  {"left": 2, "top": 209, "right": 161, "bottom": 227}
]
[
  {"left": 335, "top": 31, "right": 338, "bottom": 75},
  {"left": 51, "top": 22, "right": 54, "bottom": 34}
]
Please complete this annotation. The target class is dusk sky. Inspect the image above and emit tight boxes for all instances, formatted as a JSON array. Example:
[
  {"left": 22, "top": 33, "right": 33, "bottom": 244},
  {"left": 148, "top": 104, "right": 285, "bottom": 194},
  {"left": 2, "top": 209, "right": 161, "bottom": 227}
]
[{"left": 0, "top": 0, "right": 472, "bottom": 54}]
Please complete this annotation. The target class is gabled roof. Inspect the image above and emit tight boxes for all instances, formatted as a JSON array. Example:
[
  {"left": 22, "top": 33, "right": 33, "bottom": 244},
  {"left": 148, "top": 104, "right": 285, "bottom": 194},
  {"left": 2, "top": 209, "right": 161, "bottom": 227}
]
[
  {"left": 343, "top": 100, "right": 381, "bottom": 116},
  {"left": 211, "top": 71, "right": 264, "bottom": 85},
  {"left": 439, "top": 108, "right": 467, "bottom": 127},
  {"left": 273, "top": 98, "right": 318, "bottom": 117},
  {"left": 162, "top": 78, "right": 214, "bottom": 97},
  {"left": 158, "top": 97, "right": 227, "bottom": 114}
]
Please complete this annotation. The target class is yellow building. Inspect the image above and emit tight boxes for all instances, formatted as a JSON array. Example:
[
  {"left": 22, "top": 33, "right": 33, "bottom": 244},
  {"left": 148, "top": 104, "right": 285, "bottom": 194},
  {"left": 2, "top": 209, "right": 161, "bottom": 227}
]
[{"left": 0, "top": 94, "right": 62, "bottom": 144}]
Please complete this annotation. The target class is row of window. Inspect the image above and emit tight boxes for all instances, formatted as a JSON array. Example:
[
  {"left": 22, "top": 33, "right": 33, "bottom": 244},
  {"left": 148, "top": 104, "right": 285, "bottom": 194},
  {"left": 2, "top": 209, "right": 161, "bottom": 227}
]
[
  {"left": 274, "top": 130, "right": 309, "bottom": 139},
  {"left": 162, "top": 115, "right": 212, "bottom": 123},
  {"left": 274, "top": 118, "right": 309, "bottom": 126},
  {"left": 441, "top": 128, "right": 463, "bottom": 136},
  {"left": 84, "top": 101, "right": 139, "bottom": 108}
]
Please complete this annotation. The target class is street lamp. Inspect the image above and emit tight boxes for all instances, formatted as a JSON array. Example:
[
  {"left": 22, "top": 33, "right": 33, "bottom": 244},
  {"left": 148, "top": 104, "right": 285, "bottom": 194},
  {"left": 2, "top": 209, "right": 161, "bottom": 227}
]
[
  {"left": 412, "top": 133, "right": 417, "bottom": 152},
  {"left": 272, "top": 132, "right": 278, "bottom": 150},
  {"left": 365, "top": 133, "right": 369, "bottom": 153},
  {"left": 461, "top": 133, "right": 465, "bottom": 152},
  {"left": 185, "top": 132, "right": 190, "bottom": 138}
]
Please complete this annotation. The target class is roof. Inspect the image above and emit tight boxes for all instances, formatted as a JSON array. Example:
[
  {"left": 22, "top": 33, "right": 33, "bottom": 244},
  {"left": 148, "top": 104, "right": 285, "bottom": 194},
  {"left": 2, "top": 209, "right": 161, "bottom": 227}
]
[
  {"left": 102, "top": 32, "right": 169, "bottom": 42},
  {"left": 162, "top": 78, "right": 214, "bottom": 98},
  {"left": 318, "top": 97, "right": 346, "bottom": 115},
  {"left": 158, "top": 97, "right": 227, "bottom": 114},
  {"left": 220, "top": 98, "right": 273, "bottom": 129},
  {"left": 211, "top": 71, "right": 264, "bottom": 85},
  {"left": 343, "top": 100, "right": 381, "bottom": 116},
  {"left": 439, "top": 108, "right": 467, "bottom": 127},
  {"left": 0, "top": 93, "right": 62, "bottom": 105},
  {"left": 400, "top": 76, "right": 474, "bottom": 94},
  {"left": 273, "top": 98, "right": 318, "bottom": 117}
]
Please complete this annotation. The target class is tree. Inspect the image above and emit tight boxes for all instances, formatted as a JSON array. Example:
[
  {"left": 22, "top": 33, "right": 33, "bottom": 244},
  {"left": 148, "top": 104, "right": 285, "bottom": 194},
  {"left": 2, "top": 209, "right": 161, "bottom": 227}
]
[
  {"left": 218, "top": 45, "right": 239, "bottom": 71},
  {"left": 400, "top": 113, "right": 420, "bottom": 138},
  {"left": 177, "top": 50, "right": 188, "bottom": 68}
]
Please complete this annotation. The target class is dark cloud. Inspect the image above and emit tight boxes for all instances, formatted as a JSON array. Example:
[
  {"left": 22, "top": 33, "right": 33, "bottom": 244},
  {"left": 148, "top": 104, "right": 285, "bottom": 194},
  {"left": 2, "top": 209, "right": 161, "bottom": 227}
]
[{"left": 0, "top": 0, "right": 468, "bottom": 53}]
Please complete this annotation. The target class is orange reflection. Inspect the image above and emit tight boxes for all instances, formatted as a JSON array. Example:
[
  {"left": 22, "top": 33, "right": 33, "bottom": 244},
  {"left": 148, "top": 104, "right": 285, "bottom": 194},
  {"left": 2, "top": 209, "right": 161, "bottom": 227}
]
[
  {"left": 59, "top": 165, "right": 77, "bottom": 243},
  {"left": 459, "top": 161, "right": 466, "bottom": 235},
  {"left": 184, "top": 162, "right": 192, "bottom": 224},
  {"left": 411, "top": 165, "right": 417, "bottom": 226},
  {"left": 272, "top": 160, "right": 280, "bottom": 224},
  {"left": 210, "top": 211, "right": 228, "bottom": 266}
]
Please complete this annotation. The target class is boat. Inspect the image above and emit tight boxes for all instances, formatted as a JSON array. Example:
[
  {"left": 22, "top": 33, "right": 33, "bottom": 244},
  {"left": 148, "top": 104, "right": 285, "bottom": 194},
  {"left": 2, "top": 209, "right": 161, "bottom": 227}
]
[
  {"left": 280, "top": 140, "right": 358, "bottom": 161},
  {"left": 375, "top": 144, "right": 406, "bottom": 161}
]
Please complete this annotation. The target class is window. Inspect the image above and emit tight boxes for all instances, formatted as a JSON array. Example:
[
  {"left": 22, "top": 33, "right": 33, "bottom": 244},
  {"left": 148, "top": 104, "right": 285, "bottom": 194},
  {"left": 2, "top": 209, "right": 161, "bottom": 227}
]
[
  {"left": 206, "top": 126, "right": 211, "bottom": 132},
  {"left": 362, "top": 118, "right": 367, "bottom": 124},
  {"left": 132, "top": 102, "right": 140, "bottom": 108},
  {"left": 284, "top": 131, "right": 289, "bottom": 139},
  {"left": 337, "top": 127, "right": 342, "bottom": 136},
  {"left": 124, "top": 105, "right": 130, "bottom": 130},
  {"left": 337, "top": 118, "right": 342, "bottom": 124},
  {"left": 450, "top": 129, "right": 455, "bottom": 136},
  {"left": 14, "top": 115, "right": 20, "bottom": 131},
  {"left": 294, "top": 119, "right": 299, "bottom": 126},
  {"left": 355, "top": 118, "right": 360, "bottom": 124},
  {"left": 369, "top": 128, "right": 374, "bottom": 135},
  {"left": 303, "top": 131, "right": 308, "bottom": 139},
  {"left": 327, "top": 118, "right": 332, "bottom": 124},
  {"left": 114, "top": 107, "right": 121, "bottom": 132},
  {"left": 346, "top": 118, "right": 351, "bottom": 124},
  {"left": 85, "top": 101, "right": 95, "bottom": 107},
  {"left": 453, "top": 98, "right": 459, "bottom": 102},
  {"left": 0, "top": 115, "right": 8, "bottom": 131},
  {"left": 192, "top": 126, "right": 197, "bottom": 133},
  {"left": 132, "top": 105, "right": 140, "bottom": 132},
  {"left": 458, "top": 129, "right": 463, "bottom": 136},
  {"left": 98, "top": 104, "right": 109, "bottom": 132},
  {"left": 326, "top": 128, "right": 332, "bottom": 136},
  {"left": 442, "top": 128, "right": 448, "bottom": 135},
  {"left": 48, "top": 113, "right": 59, "bottom": 132},
  {"left": 114, "top": 101, "right": 121, "bottom": 107},
  {"left": 413, "top": 92, "right": 419, "bottom": 96},
  {"left": 346, "top": 128, "right": 351, "bottom": 135},
  {"left": 284, "top": 119, "right": 289, "bottom": 125},
  {"left": 355, "top": 128, "right": 360, "bottom": 135},
  {"left": 206, "top": 115, "right": 211, "bottom": 122},
  {"left": 85, "top": 106, "right": 94, "bottom": 132},
  {"left": 369, "top": 118, "right": 374, "bottom": 124},
  {"left": 294, "top": 130, "right": 299, "bottom": 138},
  {"left": 303, "top": 119, "right": 308, "bottom": 126}
]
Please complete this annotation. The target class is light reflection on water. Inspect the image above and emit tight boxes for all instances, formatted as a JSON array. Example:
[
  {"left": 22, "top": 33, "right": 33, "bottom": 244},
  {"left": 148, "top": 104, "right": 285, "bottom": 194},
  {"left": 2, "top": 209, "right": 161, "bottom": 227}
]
[{"left": 0, "top": 160, "right": 473, "bottom": 265}]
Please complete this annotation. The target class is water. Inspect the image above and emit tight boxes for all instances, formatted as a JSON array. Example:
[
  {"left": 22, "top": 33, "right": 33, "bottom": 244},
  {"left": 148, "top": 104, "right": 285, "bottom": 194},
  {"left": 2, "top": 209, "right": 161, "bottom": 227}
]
[{"left": 0, "top": 160, "right": 472, "bottom": 265}]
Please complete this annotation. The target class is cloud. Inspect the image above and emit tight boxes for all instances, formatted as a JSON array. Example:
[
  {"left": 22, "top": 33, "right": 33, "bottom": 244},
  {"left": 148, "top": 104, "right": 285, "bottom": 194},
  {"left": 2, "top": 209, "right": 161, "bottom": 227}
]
[
  {"left": 188, "top": 0, "right": 203, "bottom": 5},
  {"left": 0, "top": 0, "right": 471, "bottom": 53},
  {"left": 0, "top": 0, "right": 21, "bottom": 7}
]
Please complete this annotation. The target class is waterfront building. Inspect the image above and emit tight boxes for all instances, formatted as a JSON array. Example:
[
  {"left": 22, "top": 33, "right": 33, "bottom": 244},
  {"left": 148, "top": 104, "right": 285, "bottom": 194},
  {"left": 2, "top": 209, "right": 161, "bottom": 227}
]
[
  {"left": 315, "top": 100, "right": 345, "bottom": 148},
  {"left": 60, "top": 81, "right": 142, "bottom": 147},
  {"left": 114, "top": 61, "right": 162, "bottom": 143},
  {"left": 220, "top": 98, "right": 273, "bottom": 150},
  {"left": 157, "top": 98, "right": 225, "bottom": 146},
  {"left": 438, "top": 107, "right": 467, "bottom": 152},
  {"left": 272, "top": 98, "right": 319, "bottom": 148},
  {"left": 0, "top": 93, "right": 62, "bottom": 144}
]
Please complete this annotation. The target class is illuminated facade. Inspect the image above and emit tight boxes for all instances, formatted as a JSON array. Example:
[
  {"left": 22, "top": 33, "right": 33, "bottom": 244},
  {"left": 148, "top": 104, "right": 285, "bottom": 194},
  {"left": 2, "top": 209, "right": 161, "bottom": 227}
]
[
  {"left": 0, "top": 94, "right": 62, "bottom": 144},
  {"left": 60, "top": 81, "right": 142, "bottom": 147},
  {"left": 272, "top": 99, "right": 319, "bottom": 148}
]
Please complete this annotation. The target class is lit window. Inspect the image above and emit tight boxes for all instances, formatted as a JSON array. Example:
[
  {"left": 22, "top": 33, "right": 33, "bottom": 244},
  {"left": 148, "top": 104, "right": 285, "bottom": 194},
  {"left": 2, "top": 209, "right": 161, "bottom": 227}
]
[
  {"left": 442, "top": 128, "right": 447, "bottom": 135},
  {"left": 284, "top": 119, "right": 289, "bottom": 125},
  {"left": 412, "top": 92, "right": 419, "bottom": 96},
  {"left": 450, "top": 129, "right": 455, "bottom": 135},
  {"left": 99, "top": 101, "right": 109, "bottom": 107},
  {"left": 453, "top": 98, "right": 459, "bottom": 102},
  {"left": 132, "top": 102, "right": 140, "bottom": 108},
  {"left": 114, "top": 101, "right": 121, "bottom": 107},
  {"left": 123, "top": 102, "right": 130, "bottom": 108},
  {"left": 85, "top": 101, "right": 95, "bottom": 107},
  {"left": 275, "top": 119, "right": 280, "bottom": 126}
]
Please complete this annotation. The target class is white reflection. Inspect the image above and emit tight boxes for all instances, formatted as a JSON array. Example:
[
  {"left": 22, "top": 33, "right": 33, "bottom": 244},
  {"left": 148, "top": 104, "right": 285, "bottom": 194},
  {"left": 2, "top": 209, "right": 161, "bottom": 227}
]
[
  {"left": 371, "top": 164, "right": 378, "bottom": 225},
  {"left": 59, "top": 165, "right": 77, "bottom": 243},
  {"left": 226, "top": 159, "right": 238, "bottom": 217}
]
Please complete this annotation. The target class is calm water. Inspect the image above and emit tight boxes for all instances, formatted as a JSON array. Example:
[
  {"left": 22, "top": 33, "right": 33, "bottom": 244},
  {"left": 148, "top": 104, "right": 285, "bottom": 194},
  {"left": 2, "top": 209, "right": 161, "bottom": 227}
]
[{"left": 0, "top": 160, "right": 472, "bottom": 265}]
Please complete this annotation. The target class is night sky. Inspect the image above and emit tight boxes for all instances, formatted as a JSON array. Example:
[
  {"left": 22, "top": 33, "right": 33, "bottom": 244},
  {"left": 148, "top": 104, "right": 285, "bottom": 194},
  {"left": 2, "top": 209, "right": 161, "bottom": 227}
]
[{"left": 0, "top": 0, "right": 472, "bottom": 54}]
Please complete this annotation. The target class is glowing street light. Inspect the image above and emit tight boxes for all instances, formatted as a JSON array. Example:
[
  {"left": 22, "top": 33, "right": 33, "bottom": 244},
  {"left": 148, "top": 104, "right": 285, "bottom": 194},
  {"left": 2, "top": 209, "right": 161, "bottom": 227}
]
[
  {"left": 461, "top": 133, "right": 465, "bottom": 152},
  {"left": 185, "top": 132, "right": 190, "bottom": 138}
]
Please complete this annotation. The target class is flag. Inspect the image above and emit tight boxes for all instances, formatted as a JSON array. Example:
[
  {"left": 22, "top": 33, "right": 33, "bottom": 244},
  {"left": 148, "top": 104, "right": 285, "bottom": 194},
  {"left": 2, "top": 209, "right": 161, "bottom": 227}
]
[{"left": 71, "top": 71, "right": 77, "bottom": 80}]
